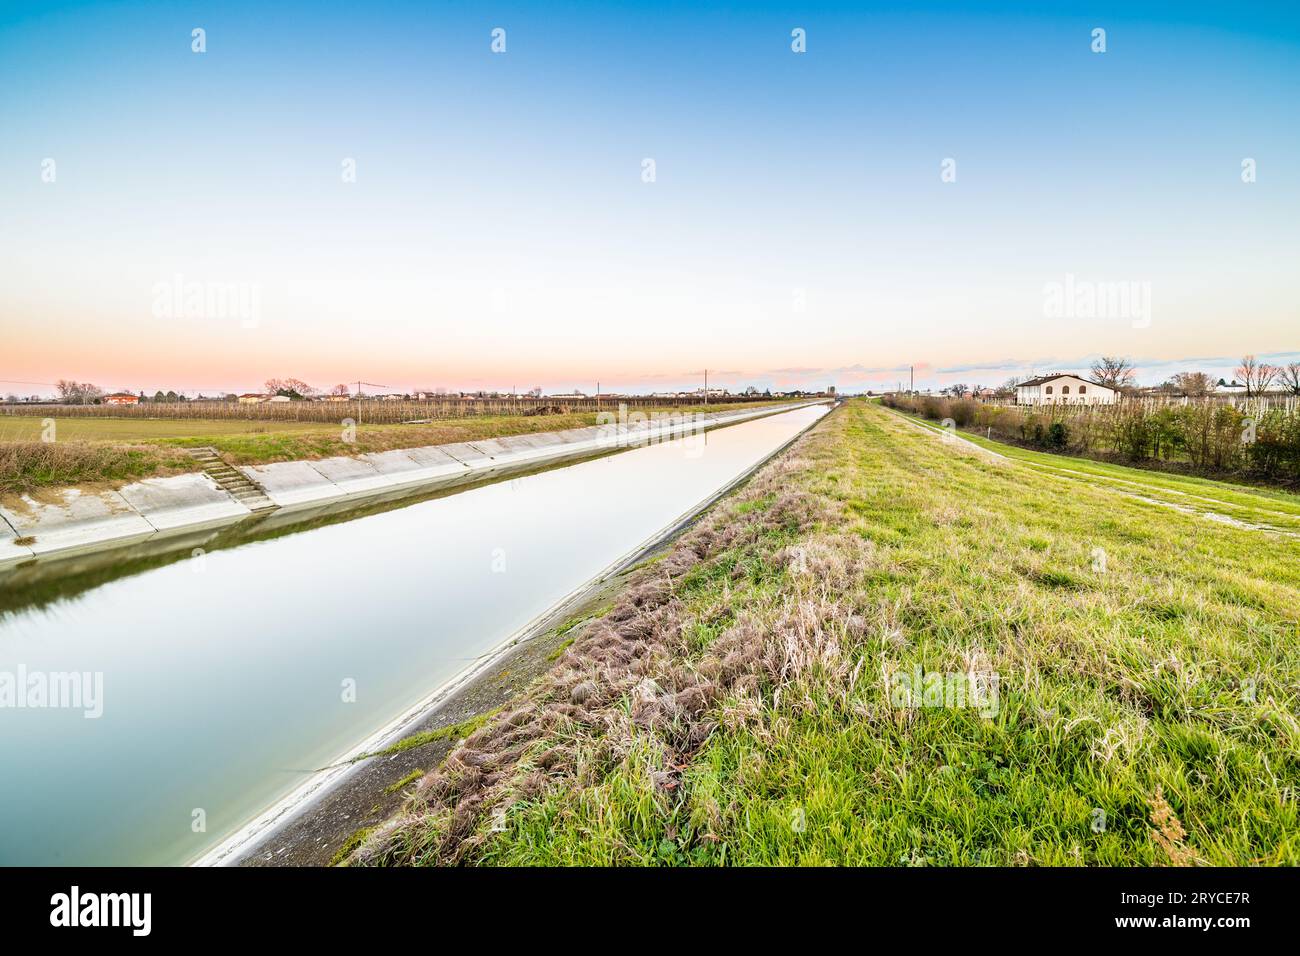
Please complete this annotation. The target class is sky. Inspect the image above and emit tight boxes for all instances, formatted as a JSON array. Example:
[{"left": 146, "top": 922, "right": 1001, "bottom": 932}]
[{"left": 1, "top": 0, "right": 1297, "bottom": 396}]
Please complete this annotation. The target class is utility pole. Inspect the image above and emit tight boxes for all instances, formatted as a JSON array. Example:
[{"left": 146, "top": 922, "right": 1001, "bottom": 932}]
[
  {"left": 704, "top": 368, "right": 708, "bottom": 406},
  {"left": 909, "top": 365, "right": 914, "bottom": 394}
]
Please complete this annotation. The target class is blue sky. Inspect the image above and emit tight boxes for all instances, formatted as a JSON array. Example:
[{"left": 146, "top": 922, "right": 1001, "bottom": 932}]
[{"left": 1, "top": 1, "right": 1297, "bottom": 394}]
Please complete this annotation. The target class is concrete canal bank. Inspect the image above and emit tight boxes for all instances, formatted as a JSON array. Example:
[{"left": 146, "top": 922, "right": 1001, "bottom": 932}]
[{"left": 0, "top": 401, "right": 825, "bottom": 570}]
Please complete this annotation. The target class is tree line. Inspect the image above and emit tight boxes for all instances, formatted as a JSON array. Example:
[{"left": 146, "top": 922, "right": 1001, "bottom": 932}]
[{"left": 935, "top": 355, "right": 1299, "bottom": 400}]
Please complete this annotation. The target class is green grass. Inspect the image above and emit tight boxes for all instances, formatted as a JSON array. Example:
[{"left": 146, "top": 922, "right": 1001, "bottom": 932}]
[
  {"left": 546, "top": 638, "right": 576, "bottom": 662},
  {"left": 358, "top": 399, "right": 1300, "bottom": 867},
  {"left": 0, "top": 417, "right": 326, "bottom": 442},
  {"left": 384, "top": 770, "right": 426, "bottom": 795},
  {"left": 350, "top": 711, "right": 497, "bottom": 764},
  {"left": 890, "top": 407, "right": 1300, "bottom": 533},
  {"left": 329, "top": 826, "right": 376, "bottom": 867}
]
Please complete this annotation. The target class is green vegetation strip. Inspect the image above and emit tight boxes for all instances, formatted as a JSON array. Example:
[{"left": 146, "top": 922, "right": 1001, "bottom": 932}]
[
  {"left": 348, "top": 712, "right": 497, "bottom": 765},
  {"left": 349, "top": 401, "right": 1299, "bottom": 866}
]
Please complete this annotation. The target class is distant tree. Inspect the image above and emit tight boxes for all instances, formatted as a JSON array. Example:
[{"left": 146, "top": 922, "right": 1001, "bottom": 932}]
[
  {"left": 1235, "top": 355, "right": 1278, "bottom": 397},
  {"left": 1169, "top": 371, "right": 1213, "bottom": 397},
  {"left": 266, "top": 377, "right": 315, "bottom": 399},
  {"left": 1279, "top": 362, "right": 1300, "bottom": 395},
  {"left": 4, "top": 393, "right": 17, "bottom": 404},
  {"left": 329, "top": 383, "right": 350, "bottom": 396},
  {"left": 55, "top": 380, "right": 104, "bottom": 404},
  {"left": 153, "top": 391, "right": 166, "bottom": 403},
  {"left": 1090, "top": 356, "right": 1137, "bottom": 391}
]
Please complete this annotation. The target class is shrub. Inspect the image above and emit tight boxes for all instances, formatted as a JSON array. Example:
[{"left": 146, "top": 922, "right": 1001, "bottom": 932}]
[{"left": 0, "top": 441, "right": 191, "bottom": 495}]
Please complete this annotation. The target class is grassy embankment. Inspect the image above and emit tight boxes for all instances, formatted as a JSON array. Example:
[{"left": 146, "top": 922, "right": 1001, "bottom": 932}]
[
  {"left": 353, "top": 399, "right": 1299, "bottom": 866},
  {"left": 0, "top": 402, "right": 780, "bottom": 496},
  {"left": 888, "top": 406, "right": 1300, "bottom": 534}
]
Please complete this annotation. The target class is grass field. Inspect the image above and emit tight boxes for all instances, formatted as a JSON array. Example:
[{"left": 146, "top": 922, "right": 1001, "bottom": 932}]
[
  {"left": 353, "top": 399, "right": 1300, "bottom": 866},
  {"left": 0, "top": 418, "right": 328, "bottom": 442},
  {"left": 0, "top": 402, "right": 779, "bottom": 495}
]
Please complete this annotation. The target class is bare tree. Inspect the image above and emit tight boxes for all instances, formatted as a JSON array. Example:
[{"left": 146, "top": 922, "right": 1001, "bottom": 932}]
[
  {"left": 1090, "top": 356, "right": 1137, "bottom": 390},
  {"left": 1278, "top": 362, "right": 1300, "bottom": 395},
  {"left": 265, "top": 377, "right": 317, "bottom": 399},
  {"left": 55, "top": 380, "right": 104, "bottom": 404},
  {"left": 1235, "top": 355, "right": 1279, "bottom": 397},
  {"left": 330, "top": 383, "right": 350, "bottom": 396},
  {"left": 1170, "top": 371, "right": 1213, "bottom": 397}
]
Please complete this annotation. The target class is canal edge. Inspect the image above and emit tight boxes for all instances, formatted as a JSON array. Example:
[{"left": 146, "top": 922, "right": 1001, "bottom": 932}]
[{"left": 197, "top": 400, "right": 842, "bottom": 867}]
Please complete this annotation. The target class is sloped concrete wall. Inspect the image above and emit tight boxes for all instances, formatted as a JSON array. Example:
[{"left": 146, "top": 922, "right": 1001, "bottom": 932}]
[
  {"left": 0, "top": 474, "right": 250, "bottom": 563},
  {"left": 1, "top": 513, "right": 35, "bottom": 564}
]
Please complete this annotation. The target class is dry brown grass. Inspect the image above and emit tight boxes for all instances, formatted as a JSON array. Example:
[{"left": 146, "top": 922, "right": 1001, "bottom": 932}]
[
  {"left": 352, "top": 429, "right": 850, "bottom": 865},
  {"left": 0, "top": 441, "right": 193, "bottom": 497},
  {"left": 1149, "top": 785, "right": 1196, "bottom": 866}
]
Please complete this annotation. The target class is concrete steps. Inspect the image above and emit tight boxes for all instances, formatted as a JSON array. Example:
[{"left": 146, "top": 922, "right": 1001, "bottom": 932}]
[{"left": 184, "top": 447, "right": 277, "bottom": 513}]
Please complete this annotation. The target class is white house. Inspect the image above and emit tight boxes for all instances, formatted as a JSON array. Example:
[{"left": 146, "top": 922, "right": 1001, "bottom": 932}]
[
  {"left": 1213, "top": 378, "right": 1248, "bottom": 396},
  {"left": 1015, "top": 374, "right": 1118, "bottom": 406}
]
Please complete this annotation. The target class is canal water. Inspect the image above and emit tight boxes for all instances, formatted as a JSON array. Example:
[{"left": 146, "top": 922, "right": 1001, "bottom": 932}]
[{"left": 0, "top": 404, "right": 828, "bottom": 865}]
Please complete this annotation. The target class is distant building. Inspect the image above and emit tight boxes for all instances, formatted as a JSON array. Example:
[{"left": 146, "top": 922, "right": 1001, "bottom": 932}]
[
  {"left": 1213, "top": 378, "right": 1248, "bottom": 395},
  {"left": 266, "top": 394, "right": 291, "bottom": 403},
  {"left": 103, "top": 393, "right": 139, "bottom": 405},
  {"left": 238, "top": 393, "right": 266, "bottom": 404},
  {"left": 1015, "top": 374, "right": 1118, "bottom": 406}
]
